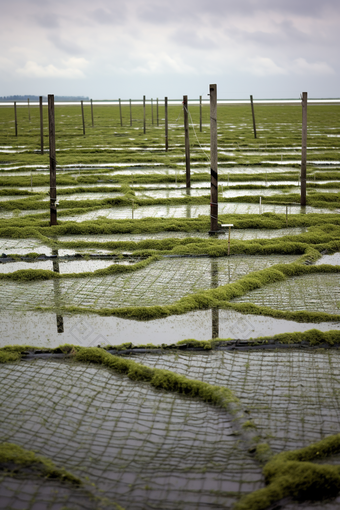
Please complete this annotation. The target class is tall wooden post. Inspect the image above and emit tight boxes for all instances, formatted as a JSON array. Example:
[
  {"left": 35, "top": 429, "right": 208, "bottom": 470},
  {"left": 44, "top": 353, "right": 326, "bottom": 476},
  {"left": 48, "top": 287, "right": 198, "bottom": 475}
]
[
  {"left": 151, "top": 98, "right": 154, "bottom": 125},
  {"left": 129, "top": 99, "right": 132, "bottom": 127},
  {"left": 81, "top": 101, "right": 85, "bottom": 136},
  {"left": 156, "top": 98, "right": 159, "bottom": 126},
  {"left": 91, "top": 99, "right": 94, "bottom": 127},
  {"left": 39, "top": 96, "right": 44, "bottom": 155},
  {"left": 143, "top": 95, "right": 146, "bottom": 134},
  {"left": 48, "top": 94, "right": 57, "bottom": 226},
  {"left": 28, "top": 98, "right": 31, "bottom": 122},
  {"left": 199, "top": 95, "right": 202, "bottom": 132},
  {"left": 210, "top": 84, "right": 218, "bottom": 233},
  {"left": 119, "top": 98, "right": 123, "bottom": 127},
  {"left": 301, "top": 92, "right": 307, "bottom": 206},
  {"left": 250, "top": 95, "right": 257, "bottom": 139},
  {"left": 14, "top": 102, "right": 18, "bottom": 136},
  {"left": 183, "top": 95, "right": 191, "bottom": 188},
  {"left": 165, "top": 97, "right": 168, "bottom": 152}
]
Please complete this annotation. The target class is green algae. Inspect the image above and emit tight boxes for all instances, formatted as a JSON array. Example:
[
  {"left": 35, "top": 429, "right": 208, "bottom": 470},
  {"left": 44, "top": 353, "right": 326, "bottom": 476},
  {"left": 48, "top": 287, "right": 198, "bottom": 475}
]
[
  {"left": 73, "top": 346, "right": 238, "bottom": 406},
  {"left": 236, "top": 434, "right": 340, "bottom": 510},
  {"left": 0, "top": 442, "right": 82, "bottom": 485}
]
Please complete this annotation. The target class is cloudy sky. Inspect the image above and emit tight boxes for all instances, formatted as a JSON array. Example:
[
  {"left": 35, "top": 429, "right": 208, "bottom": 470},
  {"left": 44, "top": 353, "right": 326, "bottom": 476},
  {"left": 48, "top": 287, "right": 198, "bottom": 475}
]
[{"left": 1, "top": 0, "right": 339, "bottom": 99}]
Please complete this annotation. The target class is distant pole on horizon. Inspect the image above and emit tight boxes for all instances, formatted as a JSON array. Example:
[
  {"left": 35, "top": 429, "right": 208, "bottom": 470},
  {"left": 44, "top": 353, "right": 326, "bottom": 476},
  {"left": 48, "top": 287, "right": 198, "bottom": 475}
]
[
  {"left": 39, "top": 96, "right": 44, "bottom": 154},
  {"left": 250, "top": 95, "right": 257, "bottom": 139},
  {"left": 14, "top": 102, "right": 18, "bottom": 136},
  {"left": 165, "top": 97, "right": 168, "bottom": 152},
  {"left": 183, "top": 95, "right": 191, "bottom": 188},
  {"left": 143, "top": 95, "right": 146, "bottom": 134}
]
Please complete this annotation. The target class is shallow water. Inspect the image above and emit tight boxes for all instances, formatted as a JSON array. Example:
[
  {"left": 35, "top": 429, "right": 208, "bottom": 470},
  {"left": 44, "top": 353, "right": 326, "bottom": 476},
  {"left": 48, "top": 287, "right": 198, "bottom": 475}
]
[{"left": 1, "top": 309, "right": 339, "bottom": 348}]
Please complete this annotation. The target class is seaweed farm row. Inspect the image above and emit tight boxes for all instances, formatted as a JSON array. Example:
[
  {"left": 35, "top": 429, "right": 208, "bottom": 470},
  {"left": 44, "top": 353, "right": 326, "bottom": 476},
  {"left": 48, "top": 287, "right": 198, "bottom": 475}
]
[{"left": 1, "top": 101, "right": 340, "bottom": 510}]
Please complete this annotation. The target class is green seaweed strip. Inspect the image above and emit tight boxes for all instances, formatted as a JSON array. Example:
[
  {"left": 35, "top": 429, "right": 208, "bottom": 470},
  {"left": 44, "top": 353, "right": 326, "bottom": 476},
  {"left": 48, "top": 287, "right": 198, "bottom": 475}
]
[
  {"left": 254, "top": 329, "right": 340, "bottom": 346},
  {"left": 74, "top": 347, "right": 238, "bottom": 406},
  {"left": 0, "top": 442, "right": 81, "bottom": 485},
  {"left": 32, "top": 262, "right": 340, "bottom": 324},
  {"left": 236, "top": 434, "right": 340, "bottom": 510},
  {"left": 0, "top": 255, "right": 160, "bottom": 282}
]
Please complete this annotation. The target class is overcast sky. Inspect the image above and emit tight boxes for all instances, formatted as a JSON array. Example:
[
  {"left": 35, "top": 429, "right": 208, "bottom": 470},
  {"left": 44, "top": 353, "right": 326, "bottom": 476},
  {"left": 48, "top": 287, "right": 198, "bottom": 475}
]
[{"left": 1, "top": 0, "right": 339, "bottom": 99}]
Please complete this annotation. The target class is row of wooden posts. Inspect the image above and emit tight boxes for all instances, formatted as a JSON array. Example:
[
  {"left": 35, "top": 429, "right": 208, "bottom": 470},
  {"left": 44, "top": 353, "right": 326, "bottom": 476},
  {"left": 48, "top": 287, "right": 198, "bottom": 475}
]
[{"left": 39, "top": 88, "right": 308, "bottom": 230}]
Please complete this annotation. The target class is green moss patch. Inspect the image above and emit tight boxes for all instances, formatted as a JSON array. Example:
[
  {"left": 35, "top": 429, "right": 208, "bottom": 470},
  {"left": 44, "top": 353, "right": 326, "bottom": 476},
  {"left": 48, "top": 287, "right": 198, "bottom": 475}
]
[{"left": 0, "top": 442, "right": 81, "bottom": 485}]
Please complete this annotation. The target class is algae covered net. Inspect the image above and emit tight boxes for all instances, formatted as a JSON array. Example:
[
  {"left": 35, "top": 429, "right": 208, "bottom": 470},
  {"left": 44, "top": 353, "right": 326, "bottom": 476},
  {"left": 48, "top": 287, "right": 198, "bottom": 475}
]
[{"left": 1, "top": 101, "right": 340, "bottom": 509}]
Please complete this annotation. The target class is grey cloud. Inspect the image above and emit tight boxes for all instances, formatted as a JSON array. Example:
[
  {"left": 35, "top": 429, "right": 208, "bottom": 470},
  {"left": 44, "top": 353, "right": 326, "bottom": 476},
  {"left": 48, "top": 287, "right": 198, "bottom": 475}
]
[
  {"left": 135, "top": 0, "right": 339, "bottom": 24},
  {"left": 48, "top": 34, "right": 84, "bottom": 55},
  {"left": 35, "top": 13, "right": 60, "bottom": 29},
  {"left": 91, "top": 7, "right": 127, "bottom": 25},
  {"left": 170, "top": 29, "right": 218, "bottom": 50}
]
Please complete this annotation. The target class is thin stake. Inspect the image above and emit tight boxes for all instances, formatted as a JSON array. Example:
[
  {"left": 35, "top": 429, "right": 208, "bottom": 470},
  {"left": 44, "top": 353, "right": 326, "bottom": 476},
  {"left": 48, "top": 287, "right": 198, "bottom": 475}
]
[
  {"left": 210, "top": 84, "right": 218, "bottom": 233},
  {"left": 228, "top": 226, "right": 231, "bottom": 256},
  {"left": 151, "top": 98, "right": 154, "bottom": 125},
  {"left": 81, "top": 100, "right": 85, "bottom": 136},
  {"left": 48, "top": 94, "right": 57, "bottom": 226},
  {"left": 165, "top": 97, "right": 168, "bottom": 152},
  {"left": 14, "top": 101, "right": 18, "bottom": 136},
  {"left": 39, "top": 96, "right": 44, "bottom": 155},
  {"left": 301, "top": 91, "right": 307, "bottom": 206},
  {"left": 119, "top": 98, "right": 122, "bottom": 127},
  {"left": 91, "top": 99, "right": 94, "bottom": 127},
  {"left": 156, "top": 98, "right": 159, "bottom": 127},
  {"left": 183, "top": 95, "right": 191, "bottom": 188},
  {"left": 250, "top": 95, "right": 257, "bottom": 139},
  {"left": 129, "top": 99, "right": 132, "bottom": 127},
  {"left": 143, "top": 95, "right": 146, "bottom": 134},
  {"left": 199, "top": 95, "right": 202, "bottom": 132}
]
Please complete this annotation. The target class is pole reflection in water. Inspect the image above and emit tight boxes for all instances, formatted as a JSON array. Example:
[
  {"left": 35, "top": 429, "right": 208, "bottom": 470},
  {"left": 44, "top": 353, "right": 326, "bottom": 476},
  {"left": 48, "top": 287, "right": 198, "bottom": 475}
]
[
  {"left": 211, "top": 259, "right": 219, "bottom": 339},
  {"left": 186, "top": 188, "right": 191, "bottom": 219},
  {"left": 52, "top": 249, "right": 64, "bottom": 334}
]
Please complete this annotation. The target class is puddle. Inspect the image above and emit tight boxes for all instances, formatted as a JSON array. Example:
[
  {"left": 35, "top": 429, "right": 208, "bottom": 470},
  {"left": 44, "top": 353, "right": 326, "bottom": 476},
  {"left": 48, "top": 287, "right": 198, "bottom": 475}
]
[
  {"left": 316, "top": 252, "right": 340, "bottom": 266},
  {"left": 0, "top": 309, "right": 339, "bottom": 348},
  {"left": 61, "top": 202, "right": 332, "bottom": 222},
  {"left": 0, "top": 258, "right": 130, "bottom": 274}
]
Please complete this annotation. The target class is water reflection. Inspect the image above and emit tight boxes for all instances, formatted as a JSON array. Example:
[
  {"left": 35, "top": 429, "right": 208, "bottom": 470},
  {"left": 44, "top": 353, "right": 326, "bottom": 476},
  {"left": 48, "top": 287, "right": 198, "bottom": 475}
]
[
  {"left": 52, "top": 249, "right": 64, "bottom": 334},
  {"left": 186, "top": 188, "right": 191, "bottom": 219},
  {"left": 211, "top": 259, "right": 219, "bottom": 338}
]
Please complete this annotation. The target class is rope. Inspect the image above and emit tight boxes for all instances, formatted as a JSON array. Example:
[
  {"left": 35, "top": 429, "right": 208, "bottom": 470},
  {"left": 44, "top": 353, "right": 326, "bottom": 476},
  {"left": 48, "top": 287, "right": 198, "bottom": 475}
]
[{"left": 183, "top": 104, "right": 210, "bottom": 163}]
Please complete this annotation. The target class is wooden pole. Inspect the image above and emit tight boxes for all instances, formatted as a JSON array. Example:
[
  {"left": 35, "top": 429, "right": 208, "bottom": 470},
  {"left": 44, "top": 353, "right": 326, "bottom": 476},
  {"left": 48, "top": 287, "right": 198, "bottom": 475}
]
[
  {"left": 119, "top": 98, "right": 123, "bottom": 127},
  {"left": 165, "top": 97, "right": 168, "bottom": 152},
  {"left": 14, "top": 102, "right": 18, "bottom": 136},
  {"left": 183, "top": 95, "right": 191, "bottom": 188},
  {"left": 250, "top": 95, "right": 257, "bottom": 139},
  {"left": 301, "top": 92, "right": 307, "bottom": 207},
  {"left": 151, "top": 98, "right": 154, "bottom": 125},
  {"left": 28, "top": 98, "right": 31, "bottom": 122},
  {"left": 39, "top": 96, "right": 44, "bottom": 155},
  {"left": 129, "top": 99, "right": 132, "bottom": 127},
  {"left": 91, "top": 99, "right": 94, "bottom": 127},
  {"left": 48, "top": 94, "right": 57, "bottom": 226},
  {"left": 143, "top": 95, "right": 146, "bottom": 134},
  {"left": 156, "top": 98, "right": 159, "bottom": 126},
  {"left": 211, "top": 259, "right": 219, "bottom": 338},
  {"left": 210, "top": 84, "right": 218, "bottom": 232},
  {"left": 199, "top": 95, "right": 202, "bottom": 132},
  {"left": 81, "top": 100, "right": 85, "bottom": 136}
]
